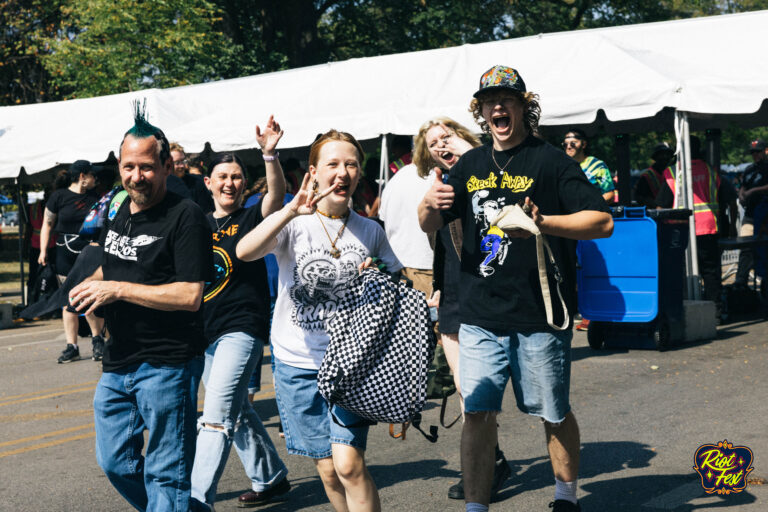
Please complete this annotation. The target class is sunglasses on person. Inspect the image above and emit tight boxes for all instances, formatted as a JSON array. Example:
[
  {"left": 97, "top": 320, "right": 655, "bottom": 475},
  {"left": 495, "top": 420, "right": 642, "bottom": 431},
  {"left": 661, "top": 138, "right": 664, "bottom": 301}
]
[{"left": 562, "top": 140, "right": 580, "bottom": 149}]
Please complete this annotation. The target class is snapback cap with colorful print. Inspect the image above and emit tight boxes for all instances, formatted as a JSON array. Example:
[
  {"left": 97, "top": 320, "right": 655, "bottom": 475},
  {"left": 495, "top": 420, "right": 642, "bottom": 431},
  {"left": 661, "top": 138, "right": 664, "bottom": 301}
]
[{"left": 473, "top": 65, "right": 527, "bottom": 98}]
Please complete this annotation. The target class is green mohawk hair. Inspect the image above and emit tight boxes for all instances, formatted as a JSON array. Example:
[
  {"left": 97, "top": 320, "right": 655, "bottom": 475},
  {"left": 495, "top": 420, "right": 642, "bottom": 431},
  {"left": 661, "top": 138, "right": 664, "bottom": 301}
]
[
  {"left": 126, "top": 98, "right": 160, "bottom": 138},
  {"left": 122, "top": 98, "right": 171, "bottom": 163}
]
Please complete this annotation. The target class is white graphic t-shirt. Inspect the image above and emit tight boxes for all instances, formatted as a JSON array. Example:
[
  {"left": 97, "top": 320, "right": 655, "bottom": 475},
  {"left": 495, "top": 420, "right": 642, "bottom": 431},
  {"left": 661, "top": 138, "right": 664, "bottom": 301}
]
[{"left": 271, "top": 211, "right": 402, "bottom": 369}]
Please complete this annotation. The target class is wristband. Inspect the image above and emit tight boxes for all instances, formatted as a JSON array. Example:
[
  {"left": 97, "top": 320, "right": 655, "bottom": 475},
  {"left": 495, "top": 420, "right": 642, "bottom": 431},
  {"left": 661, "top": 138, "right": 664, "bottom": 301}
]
[{"left": 262, "top": 151, "right": 279, "bottom": 162}]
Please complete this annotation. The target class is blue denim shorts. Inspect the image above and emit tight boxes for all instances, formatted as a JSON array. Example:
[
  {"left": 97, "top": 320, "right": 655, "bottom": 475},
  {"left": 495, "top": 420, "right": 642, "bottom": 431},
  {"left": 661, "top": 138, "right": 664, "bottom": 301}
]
[
  {"left": 459, "top": 324, "right": 573, "bottom": 424},
  {"left": 272, "top": 356, "right": 369, "bottom": 459}
]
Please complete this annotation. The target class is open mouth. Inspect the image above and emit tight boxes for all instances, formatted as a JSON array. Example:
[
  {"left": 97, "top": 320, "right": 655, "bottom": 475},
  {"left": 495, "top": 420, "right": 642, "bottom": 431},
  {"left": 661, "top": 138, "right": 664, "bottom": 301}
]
[
  {"left": 492, "top": 115, "right": 510, "bottom": 130},
  {"left": 334, "top": 182, "right": 350, "bottom": 194},
  {"left": 440, "top": 151, "right": 455, "bottom": 164}
]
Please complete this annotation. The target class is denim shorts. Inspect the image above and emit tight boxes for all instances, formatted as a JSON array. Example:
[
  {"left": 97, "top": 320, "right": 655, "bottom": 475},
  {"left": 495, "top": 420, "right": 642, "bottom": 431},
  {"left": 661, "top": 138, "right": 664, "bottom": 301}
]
[
  {"left": 272, "top": 356, "right": 369, "bottom": 459},
  {"left": 459, "top": 323, "right": 573, "bottom": 424}
]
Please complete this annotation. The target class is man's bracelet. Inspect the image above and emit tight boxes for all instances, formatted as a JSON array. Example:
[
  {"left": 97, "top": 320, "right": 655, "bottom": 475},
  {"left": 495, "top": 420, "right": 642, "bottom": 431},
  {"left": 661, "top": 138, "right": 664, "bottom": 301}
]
[{"left": 263, "top": 152, "right": 279, "bottom": 162}]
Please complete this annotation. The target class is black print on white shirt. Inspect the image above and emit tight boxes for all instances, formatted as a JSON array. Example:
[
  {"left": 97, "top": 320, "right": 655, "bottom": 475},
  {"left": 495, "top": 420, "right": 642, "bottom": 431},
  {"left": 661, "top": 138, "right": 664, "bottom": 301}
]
[
  {"left": 290, "top": 244, "right": 367, "bottom": 331},
  {"left": 103, "top": 229, "right": 162, "bottom": 261}
]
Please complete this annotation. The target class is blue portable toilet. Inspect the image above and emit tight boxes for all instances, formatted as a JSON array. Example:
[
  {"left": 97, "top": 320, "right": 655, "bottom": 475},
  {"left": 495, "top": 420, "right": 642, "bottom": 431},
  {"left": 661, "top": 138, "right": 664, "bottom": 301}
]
[{"left": 577, "top": 207, "right": 690, "bottom": 350}]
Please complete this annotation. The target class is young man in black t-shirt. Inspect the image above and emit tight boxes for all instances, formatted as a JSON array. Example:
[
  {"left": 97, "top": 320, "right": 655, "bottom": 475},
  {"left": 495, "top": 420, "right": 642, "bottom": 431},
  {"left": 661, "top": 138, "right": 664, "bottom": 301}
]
[
  {"left": 419, "top": 66, "right": 613, "bottom": 512},
  {"left": 70, "top": 110, "right": 212, "bottom": 512}
]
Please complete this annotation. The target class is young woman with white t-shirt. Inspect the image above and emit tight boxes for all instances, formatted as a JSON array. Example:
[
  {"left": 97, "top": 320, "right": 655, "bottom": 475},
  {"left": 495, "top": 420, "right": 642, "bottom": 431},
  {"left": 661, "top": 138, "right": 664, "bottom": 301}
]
[{"left": 237, "top": 130, "right": 400, "bottom": 512}]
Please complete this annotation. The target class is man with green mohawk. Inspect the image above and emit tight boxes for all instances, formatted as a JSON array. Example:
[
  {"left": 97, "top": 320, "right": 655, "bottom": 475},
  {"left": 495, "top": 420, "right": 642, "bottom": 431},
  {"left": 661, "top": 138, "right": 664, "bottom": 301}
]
[{"left": 70, "top": 101, "right": 213, "bottom": 511}]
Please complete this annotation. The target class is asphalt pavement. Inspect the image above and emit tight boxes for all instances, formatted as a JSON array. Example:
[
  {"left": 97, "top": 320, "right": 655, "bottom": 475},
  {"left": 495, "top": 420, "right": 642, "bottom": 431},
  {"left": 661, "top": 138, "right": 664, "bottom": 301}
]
[{"left": 0, "top": 317, "right": 766, "bottom": 511}]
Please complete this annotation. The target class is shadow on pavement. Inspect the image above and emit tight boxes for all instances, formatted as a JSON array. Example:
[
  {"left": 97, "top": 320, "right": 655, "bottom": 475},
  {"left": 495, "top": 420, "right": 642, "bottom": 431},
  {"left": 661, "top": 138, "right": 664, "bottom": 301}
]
[
  {"left": 494, "top": 441, "right": 657, "bottom": 504},
  {"left": 369, "top": 458, "right": 458, "bottom": 489},
  {"left": 579, "top": 474, "right": 757, "bottom": 511},
  {"left": 216, "top": 476, "right": 327, "bottom": 511}
]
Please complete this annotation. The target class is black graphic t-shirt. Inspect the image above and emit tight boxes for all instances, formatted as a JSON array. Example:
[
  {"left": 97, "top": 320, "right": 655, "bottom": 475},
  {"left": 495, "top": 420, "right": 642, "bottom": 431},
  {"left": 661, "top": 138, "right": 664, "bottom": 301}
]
[
  {"left": 99, "top": 192, "right": 213, "bottom": 371},
  {"left": 47, "top": 188, "right": 98, "bottom": 234},
  {"left": 203, "top": 204, "right": 270, "bottom": 342},
  {"left": 442, "top": 136, "right": 609, "bottom": 332}
]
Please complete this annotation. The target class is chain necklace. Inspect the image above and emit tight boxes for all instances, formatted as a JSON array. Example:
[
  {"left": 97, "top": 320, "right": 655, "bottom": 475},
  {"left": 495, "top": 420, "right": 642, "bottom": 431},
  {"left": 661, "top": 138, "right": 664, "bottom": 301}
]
[
  {"left": 491, "top": 148, "right": 515, "bottom": 175},
  {"left": 214, "top": 214, "right": 232, "bottom": 232},
  {"left": 316, "top": 211, "right": 349, "bottom": 258},
  {"left": 317, "top": 208, "right": 346, "bottom": 219}
]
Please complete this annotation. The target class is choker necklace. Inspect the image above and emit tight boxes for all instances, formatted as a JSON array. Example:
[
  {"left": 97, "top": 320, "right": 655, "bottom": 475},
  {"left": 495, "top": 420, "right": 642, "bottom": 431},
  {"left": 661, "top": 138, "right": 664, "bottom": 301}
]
[
  {"left": 491, "top": 148, "right": 515, "bottom": 174},
  {"left": 214, "top": 214, "right": 232, "bottom": 231},
  {"left": 316, "top": 212, "right": 349, "bottom": 258},
  {"left": 316, "top": 208, "right": 348, "bottom": 219}
]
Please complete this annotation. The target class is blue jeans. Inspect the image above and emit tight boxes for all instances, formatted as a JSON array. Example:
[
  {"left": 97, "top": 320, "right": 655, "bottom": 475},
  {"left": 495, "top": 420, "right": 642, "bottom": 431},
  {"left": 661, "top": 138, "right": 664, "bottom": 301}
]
[
  {"left": 459, "top": 324, "right": 572, "bottom": 423},
  {"left": 191, "top": 332, "right": 287, "bottom": 508},
  {"left": 93, "top": 358, "right": 203, "bottom": 512},
  {"left": 272, "top": 356, "right": 369, "bottom": 459}
]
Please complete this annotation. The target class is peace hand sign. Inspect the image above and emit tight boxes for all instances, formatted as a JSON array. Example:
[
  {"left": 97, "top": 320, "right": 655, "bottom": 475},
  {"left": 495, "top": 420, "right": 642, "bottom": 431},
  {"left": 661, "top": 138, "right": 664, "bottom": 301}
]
[{"left": 288, "top": 173, "right": 335, "bottom": 216}]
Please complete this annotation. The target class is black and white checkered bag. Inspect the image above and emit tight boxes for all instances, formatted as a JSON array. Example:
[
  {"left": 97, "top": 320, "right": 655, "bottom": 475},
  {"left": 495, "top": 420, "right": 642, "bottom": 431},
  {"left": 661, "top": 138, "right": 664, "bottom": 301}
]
[{"left": 318, "top": 269, "right": 437, "bottom": 424}]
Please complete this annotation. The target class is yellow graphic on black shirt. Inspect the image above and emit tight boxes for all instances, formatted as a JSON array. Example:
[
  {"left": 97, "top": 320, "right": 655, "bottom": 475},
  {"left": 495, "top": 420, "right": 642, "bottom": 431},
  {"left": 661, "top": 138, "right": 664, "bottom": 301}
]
[
  {"left": 466, "top": 172, "right": 534, "bottom": 193},
  {"left": 501, "top": 174, "right": 533, "bottom": 192},
  {"left": 204, "top": 246, "right": 233, "bottom": 302},
  {"left": 212, "top": 223, "right": 239, "bottom": 242}
]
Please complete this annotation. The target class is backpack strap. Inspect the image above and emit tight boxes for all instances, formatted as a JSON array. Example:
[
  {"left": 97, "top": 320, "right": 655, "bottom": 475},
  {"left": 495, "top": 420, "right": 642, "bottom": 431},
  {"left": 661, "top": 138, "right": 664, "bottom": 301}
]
[
  {"left": 536, "top": 234, "right": 569, "bottom": 331},
  {"left": 439, "top": 396, "right": 462, "bottom": 429}
]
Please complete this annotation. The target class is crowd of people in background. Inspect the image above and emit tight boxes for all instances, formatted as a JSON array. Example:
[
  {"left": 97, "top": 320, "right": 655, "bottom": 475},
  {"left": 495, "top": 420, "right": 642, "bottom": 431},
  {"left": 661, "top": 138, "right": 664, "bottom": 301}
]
[{"left": 15, "top": 63, "right": 768, "bottom": 512}]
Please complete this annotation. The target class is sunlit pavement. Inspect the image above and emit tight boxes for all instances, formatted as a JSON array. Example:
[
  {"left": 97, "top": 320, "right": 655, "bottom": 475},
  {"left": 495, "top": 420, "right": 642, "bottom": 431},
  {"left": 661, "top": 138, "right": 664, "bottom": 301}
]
[{"left": 0, "top": 317, "right": 766, "bottom": 511}]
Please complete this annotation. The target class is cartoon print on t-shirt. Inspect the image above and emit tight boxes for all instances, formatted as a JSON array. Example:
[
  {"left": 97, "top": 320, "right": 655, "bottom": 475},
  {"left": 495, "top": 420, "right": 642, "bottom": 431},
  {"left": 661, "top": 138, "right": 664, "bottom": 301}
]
[
  {"left": 472, "top": 190, "right": 510, "bottom": 277},
  {"left": 290, "top": 244, "right": 367, "bottom": 330}
]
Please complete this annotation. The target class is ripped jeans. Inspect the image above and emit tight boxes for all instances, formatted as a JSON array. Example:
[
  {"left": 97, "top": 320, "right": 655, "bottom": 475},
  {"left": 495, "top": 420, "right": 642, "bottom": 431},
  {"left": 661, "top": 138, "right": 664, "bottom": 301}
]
[{"left": 191, "top": 332, "right": 287, "bottom": 508}]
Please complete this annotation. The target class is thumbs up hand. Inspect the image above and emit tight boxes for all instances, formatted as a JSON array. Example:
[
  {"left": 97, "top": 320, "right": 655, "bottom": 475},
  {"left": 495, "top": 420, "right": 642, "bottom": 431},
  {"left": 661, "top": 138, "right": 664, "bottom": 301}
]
[{"left": 423, "top": 168, "right": 455, "bottom": 210}]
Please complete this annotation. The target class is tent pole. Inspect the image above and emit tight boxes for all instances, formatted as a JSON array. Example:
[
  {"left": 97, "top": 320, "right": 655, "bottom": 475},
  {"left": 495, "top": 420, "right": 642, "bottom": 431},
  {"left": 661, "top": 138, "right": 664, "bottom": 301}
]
[
  {"left": 705, "top": 128, "right": 721, "bottom": 172},
  {"left": 614, "top": 134, "right": 631, "bottom": 205},
  {"left": 675, "top": 111, "right": 700, "bottom": 300},
  {"left": 378, "top": 134, "right": 389, "bottom": 195},
  {"left": 17, "top": 179, "right": 26, "bottom": 307}
]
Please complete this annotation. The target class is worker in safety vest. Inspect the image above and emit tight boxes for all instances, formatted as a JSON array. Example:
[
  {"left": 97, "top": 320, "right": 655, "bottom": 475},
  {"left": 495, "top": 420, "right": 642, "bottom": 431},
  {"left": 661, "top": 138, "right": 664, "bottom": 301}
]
[
  {"left": 656, "top": 136, "right": 721, "bottom": 316},
  {"left": 389, "top": 134, "right": 413, "bottom": 175},
  {"left": 634, "top": 142, "right": 674, "bottom": 209}
]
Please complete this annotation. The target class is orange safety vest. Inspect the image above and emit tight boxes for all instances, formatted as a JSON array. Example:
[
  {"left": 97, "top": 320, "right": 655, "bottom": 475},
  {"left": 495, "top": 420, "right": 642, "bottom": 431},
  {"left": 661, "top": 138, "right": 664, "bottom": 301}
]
[
  {"left": 389, "top": 152, "right": 412, "bottom": 174},
  {"left": 640, "top": 167, "right": 665, "bottom": 198},
  {"left": 662, "top": 159, "right": 719, "bottom": 235}
]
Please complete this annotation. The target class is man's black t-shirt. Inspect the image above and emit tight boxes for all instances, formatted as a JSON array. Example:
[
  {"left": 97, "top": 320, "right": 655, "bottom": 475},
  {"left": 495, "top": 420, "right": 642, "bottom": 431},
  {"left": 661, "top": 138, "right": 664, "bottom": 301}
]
[
  {"left": 742, "top": 161, "right": 768, "bottom": 217},
  {"left": 442, "top": 136, "right": 609, "bottom": 332},
  {"left": 203, "top": 203, "right": 270, "bottom": 342},
  {"left": 47, "top": 188, "right": 98, "bottom": 234},
  {"left": 99, "top": 191, "right": 213, "bottom": 371},
  {"left": 182, "top": 173, "right": 215, "bottom": 214}
]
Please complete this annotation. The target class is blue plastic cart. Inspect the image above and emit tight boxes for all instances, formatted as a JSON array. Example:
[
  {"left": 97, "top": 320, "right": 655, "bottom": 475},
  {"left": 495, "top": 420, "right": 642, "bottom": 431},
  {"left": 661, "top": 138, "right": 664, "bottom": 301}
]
[{"left": 577, "top": 207, "right": 690, "bottom": 350}]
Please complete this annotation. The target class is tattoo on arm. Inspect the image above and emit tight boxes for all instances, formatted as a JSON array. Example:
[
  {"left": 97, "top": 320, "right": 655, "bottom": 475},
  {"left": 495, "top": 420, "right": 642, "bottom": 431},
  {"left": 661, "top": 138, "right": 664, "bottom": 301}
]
[{"left": 43, "top": 209, "right": 56, "bottom": 226}]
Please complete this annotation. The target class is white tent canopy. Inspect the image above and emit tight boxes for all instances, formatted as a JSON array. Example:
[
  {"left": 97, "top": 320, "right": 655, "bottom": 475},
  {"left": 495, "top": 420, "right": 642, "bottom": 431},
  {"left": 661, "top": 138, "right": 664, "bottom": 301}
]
[{"left": 1, "top": 10, "right": 767, "bottom": 179}]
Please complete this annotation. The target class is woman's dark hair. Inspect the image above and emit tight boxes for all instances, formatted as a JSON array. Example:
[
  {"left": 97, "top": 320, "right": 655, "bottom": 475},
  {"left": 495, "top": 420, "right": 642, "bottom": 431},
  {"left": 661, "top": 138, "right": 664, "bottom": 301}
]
[
  {"left": 53, "top": 170, "right": 72, "bottom": 190},
  {"left": 207, "top": 153, "right": 247, "bottom": 177}
]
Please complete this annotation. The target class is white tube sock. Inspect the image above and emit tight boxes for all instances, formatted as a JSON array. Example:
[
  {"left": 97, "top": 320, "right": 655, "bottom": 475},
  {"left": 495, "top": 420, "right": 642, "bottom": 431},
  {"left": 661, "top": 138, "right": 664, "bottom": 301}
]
[{"left": 554, "top": 478, "right": 578, "bottom": 504}]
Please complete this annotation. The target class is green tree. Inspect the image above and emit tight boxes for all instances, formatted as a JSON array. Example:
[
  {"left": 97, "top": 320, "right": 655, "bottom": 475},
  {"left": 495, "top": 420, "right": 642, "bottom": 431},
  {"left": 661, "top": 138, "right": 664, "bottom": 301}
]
[
  {"left": 0, "top": 0, "right": 66, "bottom": 105},
  {"left": 42, "top": 0, "right": 234, "bottom": 98}
]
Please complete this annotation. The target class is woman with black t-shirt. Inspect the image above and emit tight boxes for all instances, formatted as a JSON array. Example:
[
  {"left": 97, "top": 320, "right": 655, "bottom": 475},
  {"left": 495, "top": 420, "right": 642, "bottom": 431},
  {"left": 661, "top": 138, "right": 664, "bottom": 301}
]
[
  {"left": 39, "top": 160, "right": 103, "bottom": 364},
  {"left": 190, "top": 116, "right": 290, "bottom": 510}
]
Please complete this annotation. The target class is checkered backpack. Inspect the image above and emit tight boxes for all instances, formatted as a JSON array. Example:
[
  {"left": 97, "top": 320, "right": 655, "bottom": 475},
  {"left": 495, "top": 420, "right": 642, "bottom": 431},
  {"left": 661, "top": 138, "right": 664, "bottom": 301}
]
[{"left": 318, "top": 269, "right": 437, "bottom": 424}]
